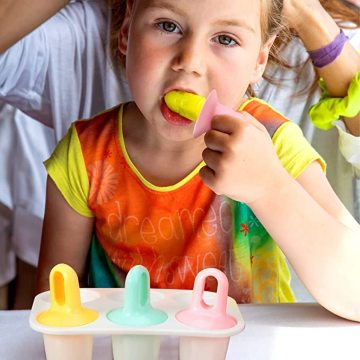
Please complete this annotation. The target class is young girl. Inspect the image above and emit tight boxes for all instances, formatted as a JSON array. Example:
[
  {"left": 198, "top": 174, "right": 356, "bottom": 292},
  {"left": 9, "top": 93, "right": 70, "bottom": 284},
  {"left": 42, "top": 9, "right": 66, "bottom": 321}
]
[{"left": 37, "top": 0, "right": 360, "bottom": 321}]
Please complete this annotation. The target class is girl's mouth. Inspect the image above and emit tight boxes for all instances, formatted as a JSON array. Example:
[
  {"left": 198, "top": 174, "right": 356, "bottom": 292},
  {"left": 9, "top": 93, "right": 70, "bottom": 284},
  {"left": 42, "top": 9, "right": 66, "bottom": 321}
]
[{"left": 160, "top": 99, "right": 193, "bottom": 126}]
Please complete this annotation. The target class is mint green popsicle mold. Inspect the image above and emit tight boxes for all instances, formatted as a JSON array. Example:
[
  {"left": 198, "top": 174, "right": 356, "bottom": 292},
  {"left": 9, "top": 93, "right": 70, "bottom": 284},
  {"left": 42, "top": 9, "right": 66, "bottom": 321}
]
[{"left": 107, "top": 265, "right": 168, "bottom": 327}]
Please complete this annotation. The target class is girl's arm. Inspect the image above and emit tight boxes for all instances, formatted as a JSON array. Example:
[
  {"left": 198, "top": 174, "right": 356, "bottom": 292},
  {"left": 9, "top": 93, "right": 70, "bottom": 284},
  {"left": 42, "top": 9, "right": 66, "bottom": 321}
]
[
  {"left": 0, "top": 0, "right": 69, "bottom": 53},
  {"left": 283, "top": 0, "right": 360, "bottom": 135},
  {"left": 36, "top": 177, "right": 94, "bottom": 293},
  {"left": 249, "top": 161, "right": 360, "bottom": 321},
  {"left": 201, "top": 112, "right": 360, "bottom": 321}
]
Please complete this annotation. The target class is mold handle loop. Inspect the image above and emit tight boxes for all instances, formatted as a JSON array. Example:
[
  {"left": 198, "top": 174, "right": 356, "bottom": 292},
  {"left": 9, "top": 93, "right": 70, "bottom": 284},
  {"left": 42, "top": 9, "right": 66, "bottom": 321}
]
[
  {"left": 124, "top": 265, "right": 150, "bottom": 314},
  {"left": 191, "top": 268, "right": 229, "bottom": 315},
  {"left": 50, "top": 264, "right": 83, "bottom": 314}
]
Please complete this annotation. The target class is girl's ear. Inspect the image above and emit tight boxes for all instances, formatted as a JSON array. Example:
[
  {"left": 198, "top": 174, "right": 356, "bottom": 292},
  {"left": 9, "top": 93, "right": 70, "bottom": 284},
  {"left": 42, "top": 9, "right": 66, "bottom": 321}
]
[
  {"left": 118, "top": 0, "right": 134, "bottom": 56},
  {"left": 250, "top": 35, "right": 276, "bottom": 84}
]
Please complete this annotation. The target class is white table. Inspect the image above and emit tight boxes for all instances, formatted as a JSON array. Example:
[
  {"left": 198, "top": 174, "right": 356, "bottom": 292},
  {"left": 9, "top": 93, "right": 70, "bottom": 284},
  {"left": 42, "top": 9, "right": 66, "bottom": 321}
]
[{"left": 1, "top": 304, "right": 360, "bottom": 359}]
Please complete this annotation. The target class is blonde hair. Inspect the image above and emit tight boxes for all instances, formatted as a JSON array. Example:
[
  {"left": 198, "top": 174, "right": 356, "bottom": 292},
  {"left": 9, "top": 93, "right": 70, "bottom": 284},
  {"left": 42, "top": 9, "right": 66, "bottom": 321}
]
[
  {"left": 109, "top": 0, "right": 127, "bottom": 67},
  {"left": 255, "top": 0, "right": 286, "bottom": 96},
  {"left": 322, "top": 0, "right": 360, "bottom": 26}
]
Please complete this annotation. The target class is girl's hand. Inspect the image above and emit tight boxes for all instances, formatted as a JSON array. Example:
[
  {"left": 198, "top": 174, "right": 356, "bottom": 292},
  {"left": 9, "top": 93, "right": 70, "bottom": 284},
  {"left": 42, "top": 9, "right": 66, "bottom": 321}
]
[{"left": 199, "top": 112, "right": 291, "bottom": 204}]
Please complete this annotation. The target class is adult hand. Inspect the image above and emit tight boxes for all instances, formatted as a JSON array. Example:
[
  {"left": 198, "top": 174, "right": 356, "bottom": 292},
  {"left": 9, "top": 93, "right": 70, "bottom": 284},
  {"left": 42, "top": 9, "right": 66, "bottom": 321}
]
[{"left": 282, "top": 0, "right": 324, "bottom": 31}]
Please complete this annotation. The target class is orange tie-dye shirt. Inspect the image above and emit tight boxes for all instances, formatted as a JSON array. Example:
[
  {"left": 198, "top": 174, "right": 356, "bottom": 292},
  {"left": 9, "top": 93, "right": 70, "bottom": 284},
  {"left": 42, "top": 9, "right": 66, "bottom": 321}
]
[{"left": 46, "top": 99, "right": 325, "bottom": 303}]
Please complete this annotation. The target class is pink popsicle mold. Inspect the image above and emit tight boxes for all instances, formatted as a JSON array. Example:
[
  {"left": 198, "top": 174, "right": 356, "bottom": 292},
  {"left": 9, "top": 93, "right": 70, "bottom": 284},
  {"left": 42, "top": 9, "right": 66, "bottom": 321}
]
[{"left": 176, "top": 268, "right": 237, "bottom": 330}]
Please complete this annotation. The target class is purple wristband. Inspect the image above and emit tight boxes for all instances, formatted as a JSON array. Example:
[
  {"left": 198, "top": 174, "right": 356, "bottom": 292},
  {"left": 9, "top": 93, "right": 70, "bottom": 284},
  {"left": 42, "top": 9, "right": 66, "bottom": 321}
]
[{"left": 308, "top": 29, "right": 349, "bottom": 68}]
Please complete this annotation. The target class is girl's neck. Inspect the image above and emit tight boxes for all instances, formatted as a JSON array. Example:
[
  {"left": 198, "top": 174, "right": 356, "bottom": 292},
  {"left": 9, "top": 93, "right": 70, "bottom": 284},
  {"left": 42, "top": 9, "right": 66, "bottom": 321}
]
[{"left": 121, "top": 102, "right": 205, "bottom": 187}]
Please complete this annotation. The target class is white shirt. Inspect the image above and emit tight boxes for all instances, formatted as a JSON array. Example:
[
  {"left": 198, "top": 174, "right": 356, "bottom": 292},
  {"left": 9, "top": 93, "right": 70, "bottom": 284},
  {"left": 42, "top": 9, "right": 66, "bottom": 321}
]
[
  {"left": 0, "top": 0, "right": 131, "bottom": 141},
  {"left": 0, "top": 1, "right": 131, "bottom": 266}
]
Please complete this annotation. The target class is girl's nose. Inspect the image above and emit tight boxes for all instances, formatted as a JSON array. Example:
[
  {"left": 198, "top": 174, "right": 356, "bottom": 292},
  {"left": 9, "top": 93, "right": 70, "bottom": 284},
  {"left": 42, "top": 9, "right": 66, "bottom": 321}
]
[{"left": 171, "top": 36, "right": 206, "bottom": 77}]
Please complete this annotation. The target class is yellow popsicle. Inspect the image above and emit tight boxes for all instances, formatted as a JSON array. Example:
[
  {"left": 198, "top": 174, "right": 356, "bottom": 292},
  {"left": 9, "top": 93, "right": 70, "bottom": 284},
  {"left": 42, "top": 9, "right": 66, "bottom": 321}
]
[{"left": 164, "top": 90, "right": 206, "bottom": 122}]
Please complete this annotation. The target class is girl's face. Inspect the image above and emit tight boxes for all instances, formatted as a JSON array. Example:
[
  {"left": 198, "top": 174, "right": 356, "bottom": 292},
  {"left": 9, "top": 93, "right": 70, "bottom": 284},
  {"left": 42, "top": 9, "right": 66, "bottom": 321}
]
[{"left": 120, "top": 0, "right": 273, "bottom": 141}]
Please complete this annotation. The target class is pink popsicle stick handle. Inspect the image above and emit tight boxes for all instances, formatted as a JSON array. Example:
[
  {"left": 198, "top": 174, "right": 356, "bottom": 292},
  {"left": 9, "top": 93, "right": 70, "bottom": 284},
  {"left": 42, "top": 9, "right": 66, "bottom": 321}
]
[
  {"left": 193, "top": 90, "right": 244, "bottom": 138},
  {"left": 191, "top": 268, "right": 229, "bottom": 316},
  {"left": 175, "top": 268, "right": 237, "bottom": 330}
]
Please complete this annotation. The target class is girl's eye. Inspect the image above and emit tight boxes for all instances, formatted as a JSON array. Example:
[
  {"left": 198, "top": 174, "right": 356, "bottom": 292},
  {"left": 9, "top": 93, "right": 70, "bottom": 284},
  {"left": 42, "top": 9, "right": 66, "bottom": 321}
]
[
  {"left": 214, "top": 35, "right": 238, "bottom": 47},
  {"left": 157, "top": 21, "right": 180, "bottom": 33}
]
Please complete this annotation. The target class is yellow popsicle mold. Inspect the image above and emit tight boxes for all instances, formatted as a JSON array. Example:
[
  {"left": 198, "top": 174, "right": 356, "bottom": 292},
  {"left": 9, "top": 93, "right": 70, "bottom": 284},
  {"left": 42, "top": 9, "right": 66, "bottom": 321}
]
[
  {"left": 164, "top": 91, "right": 206, "bottom": 122},
  {"left": 37, "top": 264, "right": 98, "bottom": 327}
]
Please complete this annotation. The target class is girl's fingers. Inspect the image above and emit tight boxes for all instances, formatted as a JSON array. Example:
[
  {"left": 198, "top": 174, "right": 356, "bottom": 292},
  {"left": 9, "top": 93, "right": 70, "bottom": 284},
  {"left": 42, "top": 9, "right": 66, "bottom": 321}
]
[
  {"left": 202, "top": 147, "right": 222, "bottom": 172},
  {"left": 204, "top": 129, "right": 230, "bottom": 152},
  {"left": 211, "top": 111, "right": 266, "bottom": 135},
  {"left": 210, "top": 113, "right": 245, "bottom": 134},
  {"left": 199, "top": 165, "right": 218, "bottom": 192}
]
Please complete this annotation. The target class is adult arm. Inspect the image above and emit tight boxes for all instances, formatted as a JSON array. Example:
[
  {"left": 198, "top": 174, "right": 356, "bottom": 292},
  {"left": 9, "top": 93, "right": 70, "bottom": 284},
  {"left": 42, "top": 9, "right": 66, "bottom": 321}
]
[
  {"left": 36, "top": 177, "right": 94, "bottom": 293},
  {"left": 0, "top": 0, "right": 69, "bottom": 54},
  {"left": 283, "top": 0, "right": 360, "bottom": 135},
  {"left": 0, "top": 1, "right": 126, "bottom": 136}
]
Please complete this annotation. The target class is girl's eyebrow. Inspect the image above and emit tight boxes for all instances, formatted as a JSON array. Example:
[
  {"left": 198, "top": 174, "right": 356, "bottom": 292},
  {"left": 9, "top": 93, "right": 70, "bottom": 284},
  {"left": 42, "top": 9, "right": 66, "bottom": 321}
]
[
  {"left": 146, "top": 2, "right": 187, "bottom": 17},
  {"left": 146, "top": 2, "right": 256, "bottom": 34},
  {"left": 213, "top": 19, "right": 256, "bottom": 34}
]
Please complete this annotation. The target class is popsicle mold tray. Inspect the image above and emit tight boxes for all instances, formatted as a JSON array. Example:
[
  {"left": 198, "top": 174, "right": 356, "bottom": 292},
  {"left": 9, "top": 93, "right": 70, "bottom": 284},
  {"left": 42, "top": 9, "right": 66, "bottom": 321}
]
[
  {"left": 29, "top": 264, "right": 245, "bottom": 360},
  {"left": 30, "top": 287, "right": 244, "bottom": 337}
]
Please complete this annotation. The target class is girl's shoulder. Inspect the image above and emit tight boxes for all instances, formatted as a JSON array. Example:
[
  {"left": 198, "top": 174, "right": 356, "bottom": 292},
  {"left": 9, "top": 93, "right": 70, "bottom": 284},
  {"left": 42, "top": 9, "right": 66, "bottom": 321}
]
[
  {"left": 241, "top": 98, "right": 290, "bottom": 137},
  {"left": 75, "top": 104, "right": 122, "bottom": 133},
  {"left": 241, "top": 98, "right": 326, "bottom": 178},
  {"left": 73, "top": 104, "right": 124, "bottom": 162}
]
